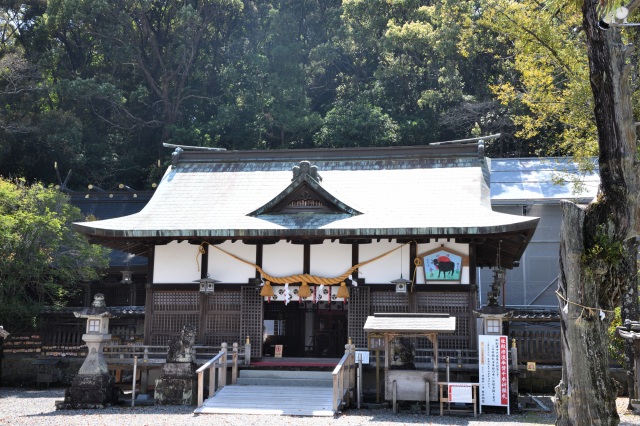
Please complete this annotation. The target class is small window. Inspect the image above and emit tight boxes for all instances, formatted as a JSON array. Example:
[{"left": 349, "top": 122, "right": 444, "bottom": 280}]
[
  {"left": 486, "top": 318, "right": 501, "bottom": 334},
  {"left": 88, "top": 319, "right": 101, "bottom": 333}
]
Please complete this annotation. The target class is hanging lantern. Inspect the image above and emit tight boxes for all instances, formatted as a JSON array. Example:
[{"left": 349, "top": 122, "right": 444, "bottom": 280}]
[
  {"left": 391, "top": 276, "right": 412, "bottom": 293},
  {"left": 121, "top": 270, "right": 133, "bottom": 284},
  {"left": 194, "top": 274, "right": 220, "bottom": 294}
]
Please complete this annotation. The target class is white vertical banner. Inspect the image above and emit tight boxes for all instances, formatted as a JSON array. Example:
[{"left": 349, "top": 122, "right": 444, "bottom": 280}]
[{"left": 478, "top": 335, "right": 509, "bottom": 413}]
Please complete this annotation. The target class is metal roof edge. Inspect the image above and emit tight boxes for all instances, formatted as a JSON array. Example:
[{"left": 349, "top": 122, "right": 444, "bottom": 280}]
[{"left": 168, "top": 142, "right": 485, "bottom": 165}]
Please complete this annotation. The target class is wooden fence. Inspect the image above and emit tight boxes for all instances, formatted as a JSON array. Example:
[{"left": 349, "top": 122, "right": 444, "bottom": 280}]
[{"left": 509, "top": 330, "right": 562, "bottom": 363}]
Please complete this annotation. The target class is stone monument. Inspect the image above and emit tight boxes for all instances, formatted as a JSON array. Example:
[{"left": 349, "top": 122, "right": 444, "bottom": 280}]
[
  {"left": 56, "top": 294, "right": 119, "bottom": 409},
  {"left": 154, "top": 324, "right": 198, "bottom": 405}
]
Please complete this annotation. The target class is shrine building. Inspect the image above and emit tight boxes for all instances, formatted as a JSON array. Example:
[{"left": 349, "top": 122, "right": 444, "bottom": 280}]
[{"left": 73, "top": 141, "right": 539, "bottom": 359}]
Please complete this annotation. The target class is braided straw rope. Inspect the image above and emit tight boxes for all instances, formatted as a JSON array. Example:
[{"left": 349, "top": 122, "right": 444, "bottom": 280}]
[{"left": 197, "top": 240, "right": 412, "bottom": 285}]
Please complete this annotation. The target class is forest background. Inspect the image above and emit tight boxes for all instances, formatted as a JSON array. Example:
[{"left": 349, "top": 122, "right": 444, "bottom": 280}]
[{"left": 0, "top": 0, "right": 638, "bottom": 191}]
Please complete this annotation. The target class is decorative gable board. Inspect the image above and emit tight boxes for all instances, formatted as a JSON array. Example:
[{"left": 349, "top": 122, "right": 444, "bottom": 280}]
[{"left": 248, "top": 161, "right": 362, "bottom": 217}]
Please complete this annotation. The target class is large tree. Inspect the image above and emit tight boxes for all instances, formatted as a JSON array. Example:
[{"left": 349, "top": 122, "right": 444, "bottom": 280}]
[
  {"left": 555, "top": 1, "right": 639, "bottom": 425},
  {"left": 0, "top": 177, "right": 109, "bottom": 332}
]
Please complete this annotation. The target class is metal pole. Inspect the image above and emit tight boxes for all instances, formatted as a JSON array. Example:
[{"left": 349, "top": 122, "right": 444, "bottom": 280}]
[
  {"left": 357, "top": 353, "right": 362, "bottom": 409},
  {"left": 446, "top": 356, "right": 450, "bottom": 411},
  {"left": 376, "top": 350, "right": 380, "bottom": 403},
  {"left": 131, "top": 356, "right": 138, "bottom": 407}
]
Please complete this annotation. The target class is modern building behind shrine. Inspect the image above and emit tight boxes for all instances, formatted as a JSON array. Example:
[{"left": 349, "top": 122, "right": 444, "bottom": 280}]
[{"left": 72, "top": 141, "right": 539, "bottom": 359}]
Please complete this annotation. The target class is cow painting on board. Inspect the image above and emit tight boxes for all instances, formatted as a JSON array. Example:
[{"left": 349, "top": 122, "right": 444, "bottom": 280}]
[
  {"left": 433, "top": 256, "right": 455, "bottom": 278},
  {"left": 422, "top": 248, "right": 463, "bottom": 282}
]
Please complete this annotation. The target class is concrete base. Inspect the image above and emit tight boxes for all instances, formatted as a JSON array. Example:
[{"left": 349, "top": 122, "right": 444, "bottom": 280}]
[
  {"left": 154, "top": 362, "right": 197, "bottom": 406},
  {"left": 56, "top": 373, "right": 120, "bottom": 410}
]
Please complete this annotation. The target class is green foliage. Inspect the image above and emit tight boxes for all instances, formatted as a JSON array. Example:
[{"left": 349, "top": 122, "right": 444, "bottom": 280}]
[
  {"left": 608, "top": 306, "right": 625, "bottom": 366},
  {"left": 0, "top": 177, "right": 110, "bottom": 331},
  {"left": 582, "top": 223, "right": 625, "bottom": 269},
  {"left": 0, "top": 0, "right": 605, "bottom": 189}
]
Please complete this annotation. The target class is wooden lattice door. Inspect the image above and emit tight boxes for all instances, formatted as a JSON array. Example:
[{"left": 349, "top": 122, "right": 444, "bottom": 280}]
[
  {"left": 203, "top": 291, "right": 242, "bottom": 347},
  {"left": 347, "top": 286, "right": 370, "bottom": 349},
  {"left": 241, "top": 286, "right": 263, "bottom": 358}
]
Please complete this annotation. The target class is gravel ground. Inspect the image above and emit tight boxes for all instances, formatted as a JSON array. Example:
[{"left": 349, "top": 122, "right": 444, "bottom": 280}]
[{"left": 0, "top": 387, "right": 638, "bottom": 426}]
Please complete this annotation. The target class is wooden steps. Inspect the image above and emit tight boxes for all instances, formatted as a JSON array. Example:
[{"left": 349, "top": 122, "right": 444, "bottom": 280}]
[
  {"left": 236, "top": 370, "right": 333, "bottom": 387},
  {"left": 194, "top": 385, "right": 335, "bottom": 416},
  {"left": 195, "top": 369, "right": 338, "bottom": 416}
]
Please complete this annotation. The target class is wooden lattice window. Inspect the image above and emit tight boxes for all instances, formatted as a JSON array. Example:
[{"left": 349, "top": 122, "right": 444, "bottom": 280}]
[
  {"left": 416, "top": 292, "right": 470, "bottom": 350},
  {"left": 150, "top": 291, "right": 200, "bottom": 346},
  {"left": 371, "top": 292, "right": 409, "bottom": 313},
  {"left": 153, "top": 292, "right": 199, "bottom": 311}
]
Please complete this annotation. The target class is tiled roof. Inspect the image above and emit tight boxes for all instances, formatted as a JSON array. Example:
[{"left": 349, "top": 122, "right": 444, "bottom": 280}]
[
  {"left": 41, "top": 306, "right": 145, "bottom": 316},
  {"left": 70, "top": 192, "right": 152, "bottom": 267},
  {"left": 73, "top": 143, "right": 539, "bottom": 267},
  {"left": 489, "top": 157, "right": 599, "bottom": 204},
  {"left": 509, "top": 308, "right": 559, "bottom": 321},
  {"left": 75, "top": 144, "right": 537, "bottom": 235}
]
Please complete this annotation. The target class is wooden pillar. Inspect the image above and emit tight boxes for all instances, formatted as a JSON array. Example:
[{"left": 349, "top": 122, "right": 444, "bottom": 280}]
[
  {"left": 129, "top": 281, "right": 137, "bottom": 306},
  {"left": 351, "top": 243, "right": 359, "bottom": 280},
  {"left": 143, "top": 246, "right": 155, "bottom": 345},
  {"left": 468, "top": 242, "right": 478, "bottom": 350},
  {"left": 409, "top": 242, "right": 417, "bottom": 285},
  {"left": 303, "top": 242, "right": 310, "bottom": 274},
  {"left": 198, "top": 245, "right": 209, "bottom": 344},
  {"left": 255, "top": 244, "right": 263, "bottom": 280}
]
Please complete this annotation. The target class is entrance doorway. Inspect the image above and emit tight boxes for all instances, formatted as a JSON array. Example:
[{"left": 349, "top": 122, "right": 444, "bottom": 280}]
[{"left": 262, "top": 302, "right": 348, "bottom": 358}]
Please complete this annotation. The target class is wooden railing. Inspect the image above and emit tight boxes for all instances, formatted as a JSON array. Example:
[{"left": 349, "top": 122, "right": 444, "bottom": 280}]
[
  {"left": 196, "top": 342, "right": 241, "bottom": 407},
  {"left": 103, "top": 341, "right": 251, "bottom": 366},
  {"left": 332, "top": 343, "right": 356, "bottom": 413},
  {"left": 360, "top": 348, "right": 523, "bottom": 371}
]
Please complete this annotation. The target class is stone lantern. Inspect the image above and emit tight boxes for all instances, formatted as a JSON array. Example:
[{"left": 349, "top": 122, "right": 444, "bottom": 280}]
[{"left": 56, "top": 294, "right": 119, "bottom": 409}]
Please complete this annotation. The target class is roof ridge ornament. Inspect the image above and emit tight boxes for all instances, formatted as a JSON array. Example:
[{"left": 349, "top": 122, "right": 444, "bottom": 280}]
[
  {"left": 171, "top": 147, "right": 183, "bottom": 167},
  {"left": 292, "top": 161, "right": 322, "bottom": 182}
]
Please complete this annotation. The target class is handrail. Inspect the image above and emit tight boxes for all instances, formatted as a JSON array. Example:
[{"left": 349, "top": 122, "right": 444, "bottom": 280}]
[
  {"left": 332, "top": 343, "right": 356, "bottom": 413},
  {"left": 196, "top": 342, "right": 241, "bottom": 408}
]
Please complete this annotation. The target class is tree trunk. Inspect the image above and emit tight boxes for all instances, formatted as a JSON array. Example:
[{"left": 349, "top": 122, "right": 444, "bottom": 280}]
[
  {"left": 555, "top": 1, "right": 639, "bottom": 425},
  {"left": 555, "top": 202, "right": 619, "bottom": 426}
]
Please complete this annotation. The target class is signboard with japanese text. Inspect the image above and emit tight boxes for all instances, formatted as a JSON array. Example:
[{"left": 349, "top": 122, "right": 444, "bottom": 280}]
[
  {"left": 478, "top": 335, "right": 509, "bottom": 411},
  {"left": 448, "top": 383, "right": 474, "bottom": 403},
  {"left": 274, "top": 344, "right": 283, "bottom": 358}
]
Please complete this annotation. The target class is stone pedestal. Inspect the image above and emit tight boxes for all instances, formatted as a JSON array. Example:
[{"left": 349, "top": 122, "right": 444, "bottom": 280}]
[
  {"left": 154, "top": 362, "right": 198, "bottom": 405},
  {"left": 154, "top": 324, "right": 198, "bottom": 405},
  {"left": 56, "top": 373, "right": 119, "bottom": 409}
]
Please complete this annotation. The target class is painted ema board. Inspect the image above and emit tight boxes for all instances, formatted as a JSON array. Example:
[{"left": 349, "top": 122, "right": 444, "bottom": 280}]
[{"left": 478, "top": 335, "right": 509, "bottom": 413}]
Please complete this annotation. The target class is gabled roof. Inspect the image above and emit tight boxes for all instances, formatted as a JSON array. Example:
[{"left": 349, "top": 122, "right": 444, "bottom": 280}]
[
  {"left": 249, "top": 160, "right": 362, "bottom": 216},
  {"left": 73, "top": 142, "right": 539, "bottom": 268}
]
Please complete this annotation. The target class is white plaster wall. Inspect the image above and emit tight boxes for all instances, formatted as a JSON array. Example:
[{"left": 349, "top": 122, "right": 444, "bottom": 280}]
[
  {"left": 358, "top": 241, "right": 408, "bottom": 284},
  {"left": 263, "top": 241, "right": 304, "bottom": 278},
  {"left": 153, "top": 241, "right": 201, "bottom": 283},
  {"left": 208, "top": 241, "right": 257, "bottom": 283},
  {"left": 310, "top": 241, "right": 352, "bottom": 278}
]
